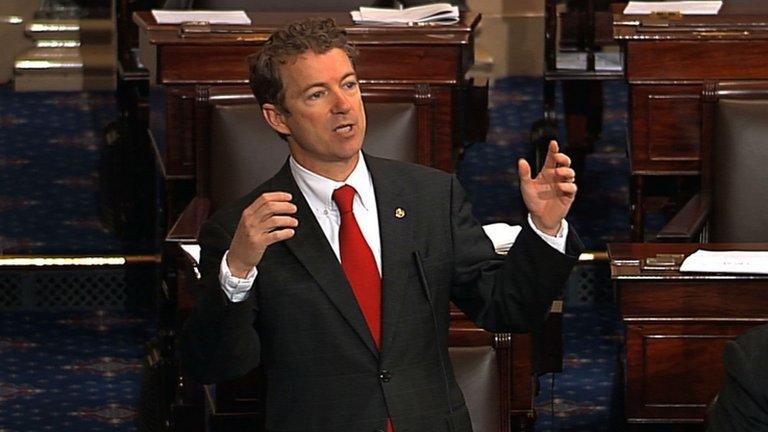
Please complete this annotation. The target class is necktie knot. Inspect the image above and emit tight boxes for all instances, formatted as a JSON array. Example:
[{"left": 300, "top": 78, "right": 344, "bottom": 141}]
[{"left": 332, "top": 184, "right": 356, "bottom": 215}]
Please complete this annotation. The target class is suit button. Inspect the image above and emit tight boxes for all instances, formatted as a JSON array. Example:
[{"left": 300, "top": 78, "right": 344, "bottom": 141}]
[{"left": 378, "top": 370, "right": 391, "bottom": 382}]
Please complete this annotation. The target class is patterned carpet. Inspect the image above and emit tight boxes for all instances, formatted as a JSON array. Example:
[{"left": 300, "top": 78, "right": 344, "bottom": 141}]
[
  {"left": 0, "top": 87, "right": 123, "bottom": 255},
  {"left": 0, "top": 310, "right": 155, "bottom": 431},
  {"left": 0, "top": 77, "right": 633, "bottom": 431}
]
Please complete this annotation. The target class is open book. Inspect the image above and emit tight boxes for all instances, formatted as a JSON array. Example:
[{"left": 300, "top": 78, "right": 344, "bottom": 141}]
[
  {"left": 623, "top": 1, "right": 723, "bottom": 15},
  {"left": 350, "top": 3, "right": 459, "bottom": 25}
]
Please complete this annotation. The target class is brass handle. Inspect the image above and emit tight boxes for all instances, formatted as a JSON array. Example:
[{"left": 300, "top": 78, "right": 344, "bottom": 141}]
[
  {"left": 693, "top": 31, "right": 752, "bottom": 38},
  {"left": 0, "top": 15, "right": 23, "bottom": 24}
]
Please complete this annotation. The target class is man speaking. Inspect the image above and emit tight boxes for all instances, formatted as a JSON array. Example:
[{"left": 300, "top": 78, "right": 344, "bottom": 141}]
[{"left": 180, "top": 17, "right": 582, "bottom": 432}]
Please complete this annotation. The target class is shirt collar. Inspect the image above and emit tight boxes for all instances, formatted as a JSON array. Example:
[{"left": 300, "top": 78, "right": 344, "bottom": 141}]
[{"left": 289, "top": 152, "right": 374, "bottom": 213}]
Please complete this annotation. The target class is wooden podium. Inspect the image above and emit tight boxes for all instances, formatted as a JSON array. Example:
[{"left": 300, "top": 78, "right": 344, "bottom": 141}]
[
  {"left": 613, "top": 0, "right": 768, "bottom": 240},
  {"left": 133, "top": 11, "right": 480, "bottom": 227}
]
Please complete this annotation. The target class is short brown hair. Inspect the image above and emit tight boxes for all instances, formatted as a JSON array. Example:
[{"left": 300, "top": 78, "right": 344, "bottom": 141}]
[{"left": 248, "top": 18, "right": 358, "bottom": 112}]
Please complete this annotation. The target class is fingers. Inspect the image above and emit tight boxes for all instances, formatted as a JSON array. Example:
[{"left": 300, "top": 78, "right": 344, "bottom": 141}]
[
  {"left": 542, "top": 140, "right": 559, "bottom": 168},
  {"left": 557, "top": 182, "right": 578, "bottom": 196},
  {"left": 517, "top": 158, "right": 532, "bottom": 183},
  {"left": 230, "top": 191, "right": 299, "bottom": 271},
  {"left": 542, "top": 140, "right": 573, "bottom": 169},
  {"left": 555, "top": 166, "right": 576, "bottom": 183},
  {"left": 246, "top": 191, "right": 295, "bottom": 214}
]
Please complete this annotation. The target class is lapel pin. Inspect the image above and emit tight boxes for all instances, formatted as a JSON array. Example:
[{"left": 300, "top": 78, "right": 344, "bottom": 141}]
[{"left": 394, "top": 207, "right": 406, "bottom": 219}]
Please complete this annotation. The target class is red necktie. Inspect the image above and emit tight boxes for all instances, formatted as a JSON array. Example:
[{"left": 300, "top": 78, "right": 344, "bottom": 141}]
[
  {"left": 332, "top": 185, "right": 392, "bottom": 432},
  {"left": 332, "top": 184, "right": 382, "bottom": 347}
]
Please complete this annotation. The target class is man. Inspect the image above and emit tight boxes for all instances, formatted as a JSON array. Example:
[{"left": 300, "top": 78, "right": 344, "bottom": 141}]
[
  {"left": 707, "top": 325, "right": 768, "bottom": 431},
  {"left": 180, "top": 18, "right": 582, "bottom": 432}
]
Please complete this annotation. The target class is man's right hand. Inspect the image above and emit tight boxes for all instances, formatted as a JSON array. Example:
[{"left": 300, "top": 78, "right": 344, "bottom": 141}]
[{"left": 226, "top": 192, "right": 298, "bottom": 278}]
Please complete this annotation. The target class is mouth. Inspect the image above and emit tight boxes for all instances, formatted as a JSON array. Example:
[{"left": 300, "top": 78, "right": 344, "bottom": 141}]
[{"left": 333, "top": 123, "right": 355, "bottom": 135}]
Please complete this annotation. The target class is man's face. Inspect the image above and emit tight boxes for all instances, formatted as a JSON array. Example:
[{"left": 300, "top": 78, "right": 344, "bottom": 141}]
[{"left": 263, "top": 48, "right": 366, "bottom": 179}]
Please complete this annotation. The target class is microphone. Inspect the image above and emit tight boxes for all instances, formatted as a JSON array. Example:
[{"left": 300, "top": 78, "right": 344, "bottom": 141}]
[{"left": 413, "top": 251, "right": 454, "bottom": 416}]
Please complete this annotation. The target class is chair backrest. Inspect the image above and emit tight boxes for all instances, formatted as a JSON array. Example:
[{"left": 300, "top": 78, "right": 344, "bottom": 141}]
[
  {"left": 195, "top": 85, "right": 434, "bottom": 211},
  {"left": 702, "top": 82, "right": 768, "bottom": 242},
  {"left": 449, "top": 346, "right": 501, "bottom": 431}
]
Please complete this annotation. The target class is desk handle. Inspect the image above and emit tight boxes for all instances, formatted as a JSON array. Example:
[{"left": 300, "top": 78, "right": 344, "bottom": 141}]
[{"left": 693, "top": 31, "right": 752, "bottom": 38}]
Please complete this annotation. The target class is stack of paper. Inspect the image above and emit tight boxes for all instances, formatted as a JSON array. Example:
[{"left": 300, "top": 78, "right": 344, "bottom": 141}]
[
  {"left": 481, "top": 223, "right": 522, "bottom": 255},
  {"left": 151, "top": 10, "right": 251, "bottom": 25},
  {"left": 623, "top": 1, "right": 723, "bottom": 15},
  {"left": 679, "top": 250, "right": 768, "bottom": 274},
  {"left": 350, "top": 3, "right": 459, "bottom": 25}
]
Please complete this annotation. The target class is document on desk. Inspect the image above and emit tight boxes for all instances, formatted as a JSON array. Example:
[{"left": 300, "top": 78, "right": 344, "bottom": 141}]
[
  {"left": 623, "top": 1, "right": 723, "bottom": 15},
  {"left": 350, "top": 3, "right": 459, "bottom": 25},
  {"left": 679, "top": 250, "right": 768, "bottom": 274},
  {"left": 151, "top": 10, "right": 251, "bottom": 25}
]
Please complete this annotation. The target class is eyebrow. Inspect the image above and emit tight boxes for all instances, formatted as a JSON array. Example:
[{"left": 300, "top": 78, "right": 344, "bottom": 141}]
[{"left": 299, "top": 72, "right": 357, "bottom": 95}]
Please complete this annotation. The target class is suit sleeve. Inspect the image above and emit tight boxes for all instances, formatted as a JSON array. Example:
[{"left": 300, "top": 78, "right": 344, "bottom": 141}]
[
  {"left": 707, "top": 325, "right": 768, "bottom": 432},
  {"left": 177, "top": 218, "right": 261, "bottom": 384},
  {"left": 448, "top": 175, "right": 583, "bottom": 333}
]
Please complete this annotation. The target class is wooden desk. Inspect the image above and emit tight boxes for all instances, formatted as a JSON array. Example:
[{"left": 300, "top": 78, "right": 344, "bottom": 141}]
[
  {"left": 613, "top": 0, "right": 768, "bottom": 240},
  {"left": 608, "top": 243, "right": 768, "bottom": 424},
  {"left": 133, "top": 11, "right": 479, "bottom": 226}
]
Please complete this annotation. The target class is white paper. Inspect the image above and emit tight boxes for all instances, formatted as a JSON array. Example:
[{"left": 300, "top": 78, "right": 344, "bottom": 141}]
[
  {"left": 556, "top": 52, "right": 587, "bottom": 70},
  {"left": 679, "top": 250, "right": 768, "bottom": 274},
  {"left": 151, "top": 10, "right": 251, "bottom": 25},
  {"left": 482, "top": 223, "right": 522, "bottom": 255},
  {"left": 351, "top": 3, "right": 459, "bottom": 25},
  {"left": 595, "top": 52, "right": 623, "bottom": 72},
  {"left": 180, "top": 244, "right": 201, "bottom": 265},
  {"left": 623, "top": 1, "right": 723, "bottom": 15}
]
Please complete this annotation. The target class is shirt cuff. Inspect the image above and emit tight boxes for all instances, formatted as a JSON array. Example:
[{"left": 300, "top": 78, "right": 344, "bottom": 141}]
[
  {"left": 219, "top": 250, "right": 257, "bottom": 302},
  {"left": 527, "top": 214, "right": 568, "bottom": 254}
]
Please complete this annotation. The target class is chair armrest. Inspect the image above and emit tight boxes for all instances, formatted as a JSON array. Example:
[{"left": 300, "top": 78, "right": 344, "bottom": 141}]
[
  {"left": 656, "top": 193, "right": 711, "bottom": 242},
  {"left": 166, "top": 197, "right": 211, "bottom": 243}
]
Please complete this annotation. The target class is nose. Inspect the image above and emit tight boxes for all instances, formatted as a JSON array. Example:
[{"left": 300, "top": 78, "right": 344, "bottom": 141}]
[{"left": 331, "top": 88, "right": 352, "bottom": 114}]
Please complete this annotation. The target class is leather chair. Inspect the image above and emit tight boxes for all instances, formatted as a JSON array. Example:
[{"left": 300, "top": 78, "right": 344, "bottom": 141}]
[
  {"left": 657, "top": 81, "right": 768, "bottom": 242},
  {"left": 163, "top": 84, "right": 541, "bottom": 431}
]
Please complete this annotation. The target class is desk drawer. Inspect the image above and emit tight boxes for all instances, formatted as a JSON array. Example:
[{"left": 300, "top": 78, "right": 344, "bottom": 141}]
[
  {"left": 619, "top": 280, "right": 768, "bottom": 319},
  {"left": 627, "top": 41, "right": 768, "bottom": 81}
]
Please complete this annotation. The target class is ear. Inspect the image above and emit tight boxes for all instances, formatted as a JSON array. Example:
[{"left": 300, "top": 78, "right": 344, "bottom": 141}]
[{"left": 261, "top": 103, "right": 291, "bottom": 136}]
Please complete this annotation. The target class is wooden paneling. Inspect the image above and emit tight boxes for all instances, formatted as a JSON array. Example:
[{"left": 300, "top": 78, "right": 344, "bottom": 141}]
[
  {"left": 631, "top": 85, "right": 701, "bottom": 174},
  {"left": 625, "top": 323, "right": 753, "bottom": 421}
]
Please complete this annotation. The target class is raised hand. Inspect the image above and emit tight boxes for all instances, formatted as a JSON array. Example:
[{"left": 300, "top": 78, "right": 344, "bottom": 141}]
[
  {"left": 226, "top": 192, "right": 298, "bottom": 277},
  {"left": 518, "top": 140, "right": 577, "bottom": 236}
]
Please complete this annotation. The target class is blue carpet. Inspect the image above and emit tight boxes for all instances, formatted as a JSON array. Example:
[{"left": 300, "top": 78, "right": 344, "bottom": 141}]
[
  {"left": 0, "top": 86, "right": 123, "bottom": 255},
  {"left": 0, "top": 310, "right": 155, "bottom": 431}
]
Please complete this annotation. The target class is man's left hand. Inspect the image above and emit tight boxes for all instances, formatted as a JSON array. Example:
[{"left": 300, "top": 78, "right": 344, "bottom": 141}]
[{"left": 518, "top": 140, "right": 577, "bottom": 236}]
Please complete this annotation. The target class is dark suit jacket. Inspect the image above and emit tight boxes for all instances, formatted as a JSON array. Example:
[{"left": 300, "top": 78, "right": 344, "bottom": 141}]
[
  {"left": 180, "top": 155, "right": 582, "bottom": 432},
  {"left": 707, "top": 324, "right": 768, "bottom": 432}
]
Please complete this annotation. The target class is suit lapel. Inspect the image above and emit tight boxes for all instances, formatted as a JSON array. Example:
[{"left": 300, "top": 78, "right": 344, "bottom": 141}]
[
  {"left": 366, "top": 156, "right": 416, "bottom": 357},
  {"left": 270, "top": 162, "right": 380, "bottom": 358}
]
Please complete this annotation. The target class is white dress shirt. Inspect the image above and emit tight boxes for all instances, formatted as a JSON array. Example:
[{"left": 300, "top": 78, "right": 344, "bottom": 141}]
[{"left": 219, "top": 153, "right": 568, "bottom": 302}]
